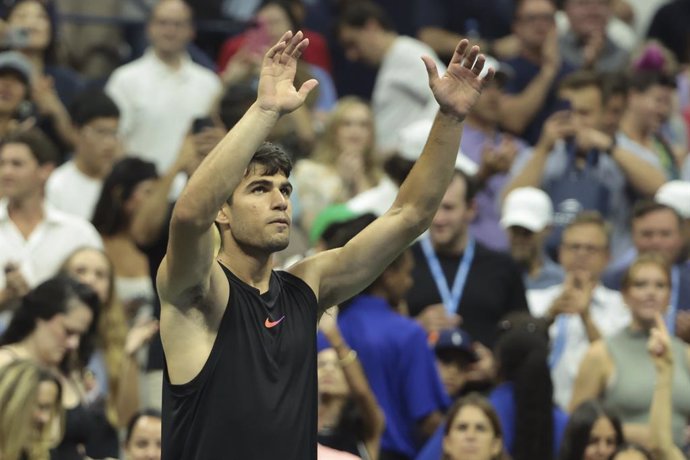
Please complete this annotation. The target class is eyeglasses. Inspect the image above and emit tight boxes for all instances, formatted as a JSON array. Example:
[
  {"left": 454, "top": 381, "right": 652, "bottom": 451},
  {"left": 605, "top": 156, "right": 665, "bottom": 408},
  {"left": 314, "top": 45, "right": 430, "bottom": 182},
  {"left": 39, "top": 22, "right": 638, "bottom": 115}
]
[{"left": 561, "top": 242, "right": 607, "bottom": 254}]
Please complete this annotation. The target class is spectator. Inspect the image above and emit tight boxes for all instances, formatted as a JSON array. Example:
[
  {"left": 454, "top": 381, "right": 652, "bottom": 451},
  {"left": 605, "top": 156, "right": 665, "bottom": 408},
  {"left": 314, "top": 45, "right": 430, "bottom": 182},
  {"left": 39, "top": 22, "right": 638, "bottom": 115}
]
[
  {"left": 405, "top": 170, "right": 529, "bottom": 349},
  {"left": 528, "top": 212, "right": 631, "bottom": 409},
  {"left": 46, "top": 89, "right": 123, "bottom": 220},
  {"left": 655, "top": 180, "right": 690, "bottom": 249},
  {"left": 570, "top": 254, "right": 690, "bottom": 448},
  {"left": 431, "top": 328, "right": 479, "bottom": 400},
  {"left": 599, "top": 71, "right": 629, "bottom": 138},
  {"left": 292, "top": 96, "right": 383, "bottom": 232},
  {"left": 618, "top": 71, "right": 682, "bottom": 180},
  {"left": 441, "top": 393, "right": 504, "bottom": 460},
  {"left": 336, "top": 0, "right": 443, "bottom": 151},
  {"left": 0, "top": 51, "right": 31, "bottom": 139},
  {"left": 4, "top": 0, "right": 82, "bottom": 151},
  {"left": 558, "top": 400, "right": 624, "bottom": 460},
  {"left": 558, "top": 0, "right": 630, "bottom": 72},
  {"left": 505, "top": 70, "right": 666, "bottom": 261},
  {"left": 317, "top": 310, "right": 385, "bottom": 460},
  {"left": 0, "top": 276, "right": 99, "bottom": 460},
  {"left": 0, "top": 359, "right": 64, "bottom": 460},
  {"left": 91, "top": 157, "right": 158, "bottom": 319},
  {"left": 501, "top": 0, "right": 575, "bottom": 145},
  {"left": 123, "top": 409, "right": 162, "bottom": 460},
  {"left": 646, "top": 0, "right": 690, "bottom": 65},
  {"left": 602, "top": 201, "right": 690, "bottom": 342},
  {"left": 0, "top": 129, "right": 102, "bottom": 324},
  {"left": 105, "top": 0, "right": 222, "bottom": 174},
  {"left": 611, "top": 444, "right": 653, "bottom": 460},
  {"left": 501, "top": 187, "right": 564, "bottom": 290}
]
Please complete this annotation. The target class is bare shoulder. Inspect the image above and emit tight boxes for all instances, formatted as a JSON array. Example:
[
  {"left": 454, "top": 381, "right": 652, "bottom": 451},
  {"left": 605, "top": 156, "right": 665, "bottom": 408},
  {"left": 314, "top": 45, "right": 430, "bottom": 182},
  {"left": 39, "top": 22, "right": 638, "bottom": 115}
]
[
  {"left": 286, "top": 248, "right": 343, "bottom": 305},
  {"left": 0, "top": 349, "right": 17, "bottom": 370}
]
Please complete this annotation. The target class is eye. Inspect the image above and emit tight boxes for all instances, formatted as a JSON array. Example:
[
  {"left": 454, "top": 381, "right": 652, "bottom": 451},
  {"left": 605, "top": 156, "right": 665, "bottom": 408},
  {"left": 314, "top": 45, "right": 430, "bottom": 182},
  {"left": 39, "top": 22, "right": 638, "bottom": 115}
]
[{"left": 280, "top": 186, "right": 292, "bottom": 197}]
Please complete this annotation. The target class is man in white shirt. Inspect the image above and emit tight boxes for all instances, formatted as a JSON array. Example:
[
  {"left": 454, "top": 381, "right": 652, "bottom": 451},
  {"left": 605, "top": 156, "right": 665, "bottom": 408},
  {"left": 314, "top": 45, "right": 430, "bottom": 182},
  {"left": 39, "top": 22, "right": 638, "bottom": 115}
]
[
  {"left": 527, "top": 211, "right": 630, "bottom": 409},
  {"left": 336, "top": 1, "right": 444, "bottom": 151},
  {"left": 105, "top": 0, "right": 222, "bottom": 174},
  {"left": 0, "top": 129, "right": 102, "bottom": 327},
  {"left": 46, "top": 90, "right": 122, "bottom": 220}
]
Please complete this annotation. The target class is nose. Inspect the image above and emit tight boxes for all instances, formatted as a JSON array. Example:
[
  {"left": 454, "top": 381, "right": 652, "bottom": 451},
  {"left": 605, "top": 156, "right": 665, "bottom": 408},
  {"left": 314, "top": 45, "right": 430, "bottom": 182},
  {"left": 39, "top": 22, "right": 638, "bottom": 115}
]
[
  {"left": 65, "top": 334, "right": 81, "bottom": 351},
  {"left": 271, "top": 189, "right": 288, "bottom": 210}
]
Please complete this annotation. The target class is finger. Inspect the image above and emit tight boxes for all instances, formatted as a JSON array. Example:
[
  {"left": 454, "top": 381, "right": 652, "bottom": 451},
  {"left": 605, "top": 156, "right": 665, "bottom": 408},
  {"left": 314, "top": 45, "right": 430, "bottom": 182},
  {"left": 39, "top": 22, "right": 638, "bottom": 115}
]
[
  {"left": 297, "top": 78, "right": 319, "bottom": 100},
  {"left": 463, "top": 45, "right": 480, "bottom": 69},
  {"left": 654, "top": 311, "right": 669, "bottom": 336},
  {"left": 471, "top": 53, "right": 486, "bottom": 76},
  {"left": 450, "top": 39, "right": 470, "bottom": 65},
  {"left": 284, "top": 30, "right": 302, "bottom": 56},
  {"left": 265, "top": 31, "right": 292, "bottom": 61},
  {"left": 421, "top": 55, "right": 440, "bottom": 87},
  {"left": 292, "top": 37, "right": 310, "bottom": 60}
]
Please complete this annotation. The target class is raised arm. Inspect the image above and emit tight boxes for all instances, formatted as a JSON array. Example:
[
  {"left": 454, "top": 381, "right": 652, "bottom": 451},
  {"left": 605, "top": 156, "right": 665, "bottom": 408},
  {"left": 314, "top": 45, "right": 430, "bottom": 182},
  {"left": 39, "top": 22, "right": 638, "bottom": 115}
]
[
  {"left": 157, "top": 31, "right": 318, "bottom": 305},
  {"left": 291, "top": 40, "right": 494, "bottom": 310}
]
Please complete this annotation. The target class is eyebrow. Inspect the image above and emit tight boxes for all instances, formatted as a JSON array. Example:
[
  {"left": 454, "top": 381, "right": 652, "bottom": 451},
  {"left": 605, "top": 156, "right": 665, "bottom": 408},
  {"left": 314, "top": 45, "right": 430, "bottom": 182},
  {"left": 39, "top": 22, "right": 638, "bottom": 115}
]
[{"left": 246, "top": 179, "right": 293, "bottom": 190}]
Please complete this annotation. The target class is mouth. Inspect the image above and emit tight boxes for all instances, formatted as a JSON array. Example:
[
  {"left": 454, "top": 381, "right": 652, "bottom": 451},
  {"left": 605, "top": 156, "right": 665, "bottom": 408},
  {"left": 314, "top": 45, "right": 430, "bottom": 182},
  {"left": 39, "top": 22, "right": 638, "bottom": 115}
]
[{"left": 269, "top": 217, "right": 290, "bottom": 226}]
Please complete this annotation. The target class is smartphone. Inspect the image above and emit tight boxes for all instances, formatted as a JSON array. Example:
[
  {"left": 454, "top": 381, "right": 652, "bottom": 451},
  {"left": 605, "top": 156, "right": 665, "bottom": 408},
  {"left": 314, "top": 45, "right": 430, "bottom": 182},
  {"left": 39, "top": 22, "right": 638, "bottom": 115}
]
[{"left": 192, "top": 117, "right": 215, "bottom": 134}]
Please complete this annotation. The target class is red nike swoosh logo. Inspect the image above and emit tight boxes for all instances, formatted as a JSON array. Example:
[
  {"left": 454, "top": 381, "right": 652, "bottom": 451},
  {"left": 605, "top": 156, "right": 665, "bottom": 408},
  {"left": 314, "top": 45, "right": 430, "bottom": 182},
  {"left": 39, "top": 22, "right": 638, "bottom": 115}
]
[{"left": 265, "top": 315, "right": 286, "bottom": 328}]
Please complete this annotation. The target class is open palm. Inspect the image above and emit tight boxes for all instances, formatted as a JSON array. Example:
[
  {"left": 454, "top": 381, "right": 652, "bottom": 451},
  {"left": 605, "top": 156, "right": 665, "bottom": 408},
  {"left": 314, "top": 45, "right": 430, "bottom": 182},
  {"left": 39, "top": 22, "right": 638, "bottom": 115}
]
[
  {"left": 422, "top": 40, "right": 494, "bottom": 121},
  {"left": 257, "top": 30, "right": 318, "bottom": 115}
]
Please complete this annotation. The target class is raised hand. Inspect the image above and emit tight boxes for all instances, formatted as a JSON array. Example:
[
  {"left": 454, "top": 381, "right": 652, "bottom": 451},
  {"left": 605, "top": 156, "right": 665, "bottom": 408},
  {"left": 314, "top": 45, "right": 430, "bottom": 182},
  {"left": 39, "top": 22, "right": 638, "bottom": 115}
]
[
  {"left": 421, "top": 39, "right": 494, "bottom": 122},
  {"left": 648, "top": 312, "right": 673, "bottom": 370},
  {"left": 257, "top": 30, "right": 319, "bottom": 116}
]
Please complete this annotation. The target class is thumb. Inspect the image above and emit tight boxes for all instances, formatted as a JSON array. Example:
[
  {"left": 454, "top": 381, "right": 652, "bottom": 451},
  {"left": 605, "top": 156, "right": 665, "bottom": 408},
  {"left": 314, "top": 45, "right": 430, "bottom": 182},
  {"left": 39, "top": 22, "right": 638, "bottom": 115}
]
[
  {"left": 297, "top": 78, "right": 319, "bottom": 100},
  {"left": 421, "top": 56, "right": 440, "bottom": 87}
]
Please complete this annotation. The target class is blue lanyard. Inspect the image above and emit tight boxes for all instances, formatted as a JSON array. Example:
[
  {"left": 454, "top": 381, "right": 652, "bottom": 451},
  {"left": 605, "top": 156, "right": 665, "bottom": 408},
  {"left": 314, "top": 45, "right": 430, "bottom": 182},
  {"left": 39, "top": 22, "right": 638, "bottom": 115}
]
[
  {"left": 667, "top": 265, "right": 680, "bottom": 334},
  {"left": 549, "top": 316, "right": 569, "bottom": 369},
  {"left": 421, "top": 236, "right": 475, "bottom": 316}
]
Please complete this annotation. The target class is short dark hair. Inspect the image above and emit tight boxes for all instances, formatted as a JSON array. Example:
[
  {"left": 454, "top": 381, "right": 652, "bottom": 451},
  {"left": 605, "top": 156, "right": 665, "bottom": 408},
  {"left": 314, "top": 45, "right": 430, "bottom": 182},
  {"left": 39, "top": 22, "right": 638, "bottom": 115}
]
[
  {"left": 1, "top": 128, "right": 59, "bottom": 165},
  {"left": 70, "top": 89, "right": 120, "bottom": 127},
  {"left": 455, "top": 170, "right": 479, "bottom": 205},
  {"left": 560, "top": 70, "right": 602, "bottom": 93},
  {"left": 247, "top": 142, "right": 293, "bottom": 178},
  {"left": 125, "top": 408, "right": 162, "bottom": 444},
  {"left": 600, "top": 72, "right": 628, "bottom": 105},
  {"left": 628, "top": 71, "right": 676, "bottom": 93},
  {"left": 632, "top": 199, "right": 682, "bottom": 228},
  {"left": 337, "top": 0, "right": 395, "bottom": 33}
]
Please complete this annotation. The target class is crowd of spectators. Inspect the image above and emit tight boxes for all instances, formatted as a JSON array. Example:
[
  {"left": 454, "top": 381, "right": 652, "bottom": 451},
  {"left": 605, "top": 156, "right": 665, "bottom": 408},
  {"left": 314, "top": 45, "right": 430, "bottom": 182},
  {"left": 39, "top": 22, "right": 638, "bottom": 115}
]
[{"left": 0, "top": 0, "right": 690, "bottom": 459}]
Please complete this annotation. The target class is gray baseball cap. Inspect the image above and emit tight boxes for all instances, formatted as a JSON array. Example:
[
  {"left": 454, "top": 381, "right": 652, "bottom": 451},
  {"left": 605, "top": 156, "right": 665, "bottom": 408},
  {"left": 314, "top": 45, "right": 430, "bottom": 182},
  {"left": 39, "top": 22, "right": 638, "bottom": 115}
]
[{"left": 0, "top": 51, "right": 32, "bottom": 85}]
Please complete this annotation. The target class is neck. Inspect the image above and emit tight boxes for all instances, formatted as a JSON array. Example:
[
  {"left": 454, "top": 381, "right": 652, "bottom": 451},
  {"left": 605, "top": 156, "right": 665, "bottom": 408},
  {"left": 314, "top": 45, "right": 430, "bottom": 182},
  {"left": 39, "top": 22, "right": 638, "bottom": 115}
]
[
  {"left": 8, "top": 193, "right": 44, "bottom": 221},
  {"left": 153, "top": 48, "right": 184, "bottom": 69},
  {"left": 620, "top": 113, "right": 651, "bottom": 142},
  {"left": 526, "top": 253, "right": 544, "bottom": 278},
  {"left": 465, "top": 114, "right": 497, "bottom": 134},
  {"left": 379, "top": 32, "right": 397, "bottom": 61},
  {"left": 521, "top": 46, "right": 543, "bottom": 64},
  {"left": 318, "top": 394, "right": 347, "bottom": 430},
  {"left": 23, "top": 50, "right": 45, "bottom": 75},
  {"left": 433, "top": 230, "right": 469, "bottom": 256},
  {"left": 629, "top": 318, "right": 652, "bottom": 334},
  {"left": 73, "top": 154, "right": 107, "bottom": 179},
  {"left": 218, "top": 245, "right": 273, "bottom": 293}
]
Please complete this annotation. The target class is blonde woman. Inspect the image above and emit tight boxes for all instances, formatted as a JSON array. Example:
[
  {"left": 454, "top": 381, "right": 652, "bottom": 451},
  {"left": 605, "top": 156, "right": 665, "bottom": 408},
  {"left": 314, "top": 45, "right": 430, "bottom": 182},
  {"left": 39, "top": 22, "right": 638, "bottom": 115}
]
[
  {"left": 0, "top": 360, "right": 64, "bottom": 460},
  {"left": 293, "top": 97, "right": 383, "bottom": 232}
]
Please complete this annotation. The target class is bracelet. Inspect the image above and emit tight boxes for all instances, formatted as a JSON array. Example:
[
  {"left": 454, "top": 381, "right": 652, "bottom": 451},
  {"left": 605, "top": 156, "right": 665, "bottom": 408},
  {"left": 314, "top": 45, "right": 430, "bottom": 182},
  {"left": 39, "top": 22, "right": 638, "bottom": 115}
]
[{"left": 339, "top": 349, "right": 358, "bottom": 367}]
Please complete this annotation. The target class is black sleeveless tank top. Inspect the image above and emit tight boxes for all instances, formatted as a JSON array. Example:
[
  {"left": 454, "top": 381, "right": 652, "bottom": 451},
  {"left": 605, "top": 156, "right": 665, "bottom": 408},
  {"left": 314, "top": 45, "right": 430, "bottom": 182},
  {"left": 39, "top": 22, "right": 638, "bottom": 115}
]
[{"left": 161, "top": 264, "right": 318, "bottom": 460}]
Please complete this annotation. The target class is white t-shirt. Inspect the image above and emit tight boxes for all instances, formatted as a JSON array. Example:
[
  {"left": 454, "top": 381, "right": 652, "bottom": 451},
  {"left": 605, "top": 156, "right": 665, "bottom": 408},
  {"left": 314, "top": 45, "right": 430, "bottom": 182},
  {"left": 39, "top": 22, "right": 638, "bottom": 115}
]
[
  {"left": 106, "top": 50, "right": 222, "bottom": 173},
  {"left": 372, "top": 36, "right": 445, "bottom": 150},
  {"left": 46, "top": 160, "right": 103, "bottom": 221},
  {"left": 528, "top": 283, "right": 631, "bottom": 409}
]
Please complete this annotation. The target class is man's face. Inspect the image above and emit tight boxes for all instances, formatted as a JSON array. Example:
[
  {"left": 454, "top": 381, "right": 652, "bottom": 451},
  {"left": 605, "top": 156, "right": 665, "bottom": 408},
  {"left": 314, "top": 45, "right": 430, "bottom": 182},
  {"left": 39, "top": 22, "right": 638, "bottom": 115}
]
[
  {"left": 0, "top": 71, "right": 28, "bottom": 116},
  {"left": 382, "top": 250, "right": 414, "bottom": 307},
  {"left": 601, "top": 93, "right": 627, "bottom": 137},
  {"left": 220, "top": 166, "right": 293, "bottom": 253},
  {"left": 77, "top": 117, "right": 122, "bottom": 176},
  {"left": 470, "top": 82, "right": 502, "bottom": 126},
  {"left": 0, "top": 142, "right": 51, "bottom": 200},
  {"left": 338, "top": 23, "right": 380, "bottom": 66},
  {"left": 564, "top": 0, "right": 611, "bottom": 38},
  {"left": 632, "top": 209, "right": 684, "bottom": 263},
  {"left": 513, "top": 0, "right": 556, "bottom": 50},
  {"left": 630, "top": 85, "right": 673, "bottom": 134},
  {"left": 565, "top": 85, "right": 604, "bottom": 131},
  {"left": 507, "top": 226, "right": 543, "bottom": 266},
  {"left": 558, "top": 223, "right": 609, "bottom": 279},
  {"left": 147, "top": 0, "right": 194, "bottom": 57},
  {"left": 430, "top": 175, "right": 475, "bottom": 251}
]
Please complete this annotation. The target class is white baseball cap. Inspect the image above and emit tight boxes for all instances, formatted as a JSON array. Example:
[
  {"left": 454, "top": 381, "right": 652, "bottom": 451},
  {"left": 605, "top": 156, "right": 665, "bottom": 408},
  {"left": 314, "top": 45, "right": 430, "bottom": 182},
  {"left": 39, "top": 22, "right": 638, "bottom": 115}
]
[
  {"left": 395, "top": 119, "right": 478, "bottom": 176},
  {"left": 500, "top": 187, "right": 554, "bottom": 232},
  {"left": 655, "top": 180, "right": 690, "bottom": 219}
]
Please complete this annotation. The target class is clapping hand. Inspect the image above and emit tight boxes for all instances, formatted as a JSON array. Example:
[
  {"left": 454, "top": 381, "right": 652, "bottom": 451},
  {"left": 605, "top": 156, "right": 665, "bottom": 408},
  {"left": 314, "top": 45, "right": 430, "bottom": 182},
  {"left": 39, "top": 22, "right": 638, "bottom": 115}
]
[
  {"left": 257, "top": 30, "right": 318, "bottom": 116},
  {"left": 422, "top": 39, "right": 494, "bottom": 122}
]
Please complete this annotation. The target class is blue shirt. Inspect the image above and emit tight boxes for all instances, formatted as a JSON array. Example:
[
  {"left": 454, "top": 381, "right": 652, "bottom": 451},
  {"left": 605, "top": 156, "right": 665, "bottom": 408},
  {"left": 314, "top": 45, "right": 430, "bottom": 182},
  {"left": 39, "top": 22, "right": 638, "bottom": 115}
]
[
  {"left": 525, "top": 256, "right": 565, "bottom": 290},
  {"left": 338, "top": 295, "right": 450, "bottom": 458}
]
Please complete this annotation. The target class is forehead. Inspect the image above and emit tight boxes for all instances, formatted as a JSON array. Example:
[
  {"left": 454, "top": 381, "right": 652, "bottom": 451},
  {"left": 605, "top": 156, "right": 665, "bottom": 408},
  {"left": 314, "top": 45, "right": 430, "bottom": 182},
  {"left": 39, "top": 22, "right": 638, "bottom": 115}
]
[
  {"left": 562, "top": 223, "right": 607, "bottom": 242},
  {"left": 69, "top": 249, "right": 110, "bottom": 270},
  {"left": 132, "top": 416, "right": 162, "bottom": 437},
  {"left": 152, "top": 0, "right": 191, "bottom": 21},
  {"left": 338, "top": 25, "right": 360, "bottom": 42},
  {"left": 442, "top": 175, "right": 467, "bottom": 203},
  {"left": 518, "top": 0, "right": 555, "bottom": 15},
  {"left": 62, "top": 300, "right": 93, "bottom": 329},
  {"left": 0, "top": 142, "right": 35, "bottom": 162},
  {"left": 568, "top": 86, "right": 603, "bottom": 106},
  {"left": 634, "top": 209, "right": 679, "bottom": 228}
]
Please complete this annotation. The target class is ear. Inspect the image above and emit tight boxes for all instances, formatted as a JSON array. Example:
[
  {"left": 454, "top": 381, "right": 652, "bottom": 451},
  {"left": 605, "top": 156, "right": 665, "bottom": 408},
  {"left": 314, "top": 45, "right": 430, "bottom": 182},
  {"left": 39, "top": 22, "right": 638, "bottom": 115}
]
[
  {"left": 465, "top": 198, "right": 478, "bottom": 223},
  {"left": 38, "top": 162, "right": 55, "bottom": 183},
  {"left": 491, "top": 438, "right": 503, "bottom": 459},
  {"left": 215, "top": 204, "right": 230, "bottom": 227}
]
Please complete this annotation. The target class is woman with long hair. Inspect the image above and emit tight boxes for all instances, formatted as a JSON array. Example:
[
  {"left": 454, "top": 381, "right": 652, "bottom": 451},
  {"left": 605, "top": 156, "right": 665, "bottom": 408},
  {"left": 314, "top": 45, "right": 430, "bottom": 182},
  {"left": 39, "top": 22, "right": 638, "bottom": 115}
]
[
  {"left": 490, "top": 316, "right": 568, "bottom": 460},
  {"left": 293, "top": 96, "right": 384, "bottom": 232},
  {"left": 91, "top": 157, "right": 158, "bottom": 320},
  {"left": 123, "top": 408, "right": 162, "bottom": 460},
  {"left": 570, "top": 254, "right": 690, "bottom": 448},
  {"left": 0, "top": 276, "right": 99, "bottom": 460},
  {"left": 442, "top": 393, "right": 504, "bottom": 460},
  {"left": 558, "top": 400, "right": 624, "bottom": 460},
  {"left": 0, "top": 360, "right": 63, "bottom": 460}
]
